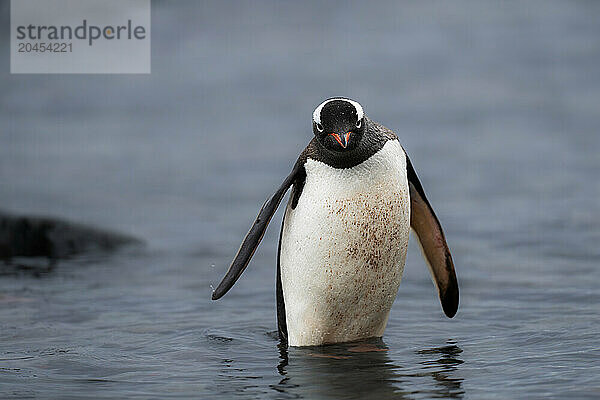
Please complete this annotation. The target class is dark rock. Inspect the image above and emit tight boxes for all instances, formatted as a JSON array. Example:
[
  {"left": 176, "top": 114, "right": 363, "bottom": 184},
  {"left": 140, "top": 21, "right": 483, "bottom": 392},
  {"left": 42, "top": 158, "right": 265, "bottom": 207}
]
[{"left": 0, "top": 210, "right": 143, "bottom": 261}]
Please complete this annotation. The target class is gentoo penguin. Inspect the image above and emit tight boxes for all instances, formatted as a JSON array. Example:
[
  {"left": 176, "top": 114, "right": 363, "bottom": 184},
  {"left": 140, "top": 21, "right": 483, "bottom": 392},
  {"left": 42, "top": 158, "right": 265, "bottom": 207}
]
[{"left": 212, "top": 97, "right": 458, "bottom": 347}]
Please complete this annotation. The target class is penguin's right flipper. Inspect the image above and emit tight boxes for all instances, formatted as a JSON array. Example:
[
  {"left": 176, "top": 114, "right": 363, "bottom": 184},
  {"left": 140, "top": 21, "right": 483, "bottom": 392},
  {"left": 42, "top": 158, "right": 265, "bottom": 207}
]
[{"left": 211, "top": 165, "right": 301, "bottom": 300}]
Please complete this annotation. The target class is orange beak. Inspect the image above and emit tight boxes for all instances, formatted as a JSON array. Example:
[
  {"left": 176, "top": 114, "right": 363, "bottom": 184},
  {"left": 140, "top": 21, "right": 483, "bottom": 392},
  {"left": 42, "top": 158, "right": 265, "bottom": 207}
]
[{"left": 329, "top": 132, "right": 351, "bottom": 148}]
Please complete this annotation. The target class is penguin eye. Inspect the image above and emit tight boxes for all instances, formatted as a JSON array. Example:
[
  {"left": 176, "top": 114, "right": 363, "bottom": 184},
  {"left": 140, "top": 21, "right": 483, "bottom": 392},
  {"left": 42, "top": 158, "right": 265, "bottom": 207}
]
[
  {"left": 316, "top": 122, "right": 324, "bottom": 132},
  {"left": 356, "top": 119, "right": 362, "bottom": 129}
]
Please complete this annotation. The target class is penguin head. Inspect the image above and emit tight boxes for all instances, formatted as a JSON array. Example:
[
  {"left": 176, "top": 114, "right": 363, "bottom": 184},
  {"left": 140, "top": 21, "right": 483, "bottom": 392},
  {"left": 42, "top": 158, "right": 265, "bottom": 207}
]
[{"left": 312, "top": 98, "right": 365, "bottom": 152}]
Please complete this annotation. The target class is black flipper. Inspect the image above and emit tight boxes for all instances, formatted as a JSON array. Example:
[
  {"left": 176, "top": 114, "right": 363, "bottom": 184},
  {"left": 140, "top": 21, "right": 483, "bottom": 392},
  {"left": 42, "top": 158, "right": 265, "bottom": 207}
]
[
  {"left": 406, "top": 154, "right": 459, "bottom": 318},
  {"left": 211, "top": 165, "right": 300, "bottom": 300}
]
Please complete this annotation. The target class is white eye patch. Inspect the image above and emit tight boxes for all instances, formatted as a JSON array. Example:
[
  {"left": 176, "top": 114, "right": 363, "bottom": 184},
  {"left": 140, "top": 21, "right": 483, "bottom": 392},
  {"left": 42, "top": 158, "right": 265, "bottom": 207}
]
[{"left": 312, "top": 98, "right": 364, "bottom": 125}]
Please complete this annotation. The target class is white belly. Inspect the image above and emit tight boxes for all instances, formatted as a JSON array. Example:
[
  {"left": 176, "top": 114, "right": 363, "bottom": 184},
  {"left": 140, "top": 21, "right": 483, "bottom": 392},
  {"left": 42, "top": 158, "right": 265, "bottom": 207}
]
[{"left": 280, "top": 140, "right": 411, "bottom": 346}]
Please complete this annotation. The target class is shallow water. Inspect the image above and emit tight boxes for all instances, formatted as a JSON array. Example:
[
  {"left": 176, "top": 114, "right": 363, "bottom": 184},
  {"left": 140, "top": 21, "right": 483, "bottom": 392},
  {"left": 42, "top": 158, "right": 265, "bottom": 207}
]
[{"left": 1, "top": 1, "right": 599, "bottom": 399}]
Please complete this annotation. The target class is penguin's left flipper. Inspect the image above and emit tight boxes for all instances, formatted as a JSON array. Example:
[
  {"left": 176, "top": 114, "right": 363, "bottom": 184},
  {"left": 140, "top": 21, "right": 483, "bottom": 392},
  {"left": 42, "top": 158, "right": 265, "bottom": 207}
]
[
  {"left": 406, "top": 155, "right": 459, "bottom": 318},
  {"left": 211, "top": 165, "right": 301, "bottom": 300}
]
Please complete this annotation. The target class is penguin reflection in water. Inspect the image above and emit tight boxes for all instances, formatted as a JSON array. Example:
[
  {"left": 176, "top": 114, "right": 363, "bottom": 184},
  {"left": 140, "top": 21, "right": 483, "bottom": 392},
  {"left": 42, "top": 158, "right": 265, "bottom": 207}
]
[{"left": 212, "top": 98, "right": 459, "bottom": 347}]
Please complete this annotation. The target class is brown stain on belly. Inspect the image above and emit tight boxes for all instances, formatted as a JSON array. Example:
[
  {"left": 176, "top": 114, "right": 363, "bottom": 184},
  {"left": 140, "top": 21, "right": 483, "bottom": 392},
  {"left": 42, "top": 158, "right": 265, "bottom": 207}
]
[{"left": 318, "top": 187, "right": 409, "bottom": 338}]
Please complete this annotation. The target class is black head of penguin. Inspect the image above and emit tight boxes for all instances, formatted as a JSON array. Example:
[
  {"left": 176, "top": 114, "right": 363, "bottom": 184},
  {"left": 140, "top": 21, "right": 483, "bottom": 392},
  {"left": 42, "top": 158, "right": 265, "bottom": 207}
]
[{"left": 312, "top": 98, "right": 365, "bottom": 153}]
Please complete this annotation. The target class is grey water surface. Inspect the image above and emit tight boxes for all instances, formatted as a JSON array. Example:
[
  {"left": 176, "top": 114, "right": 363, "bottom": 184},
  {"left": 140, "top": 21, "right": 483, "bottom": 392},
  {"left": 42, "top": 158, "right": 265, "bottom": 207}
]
[{"left": 1, "top": 1, "right": 599, "bottom": 399}]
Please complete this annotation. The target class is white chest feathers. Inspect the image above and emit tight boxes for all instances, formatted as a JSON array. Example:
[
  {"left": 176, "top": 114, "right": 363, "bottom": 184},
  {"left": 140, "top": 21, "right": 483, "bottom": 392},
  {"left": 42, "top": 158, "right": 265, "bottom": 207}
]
[{"left": 280, "top": 140, "right": 411, "bottom": 346}]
